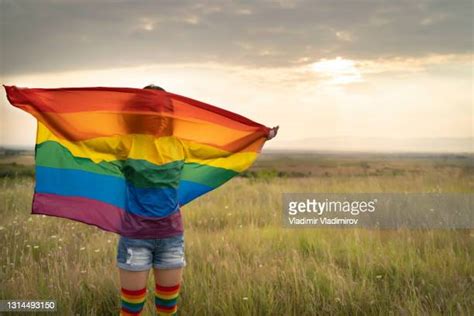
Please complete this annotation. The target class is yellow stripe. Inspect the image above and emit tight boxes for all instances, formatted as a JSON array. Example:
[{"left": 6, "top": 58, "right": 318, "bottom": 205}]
[
  {"left": 37, "top": 122, "right": 257, "bottom": 172},
  {"left": 122, "top": 296, "right": 146, "bottom": 304},
  {"left": 155, "top": 292, "right": 180, "bottom": 300}
]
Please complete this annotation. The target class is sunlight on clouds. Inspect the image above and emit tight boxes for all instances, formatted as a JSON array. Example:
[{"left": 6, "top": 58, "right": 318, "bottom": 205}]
[
  {"left": 182, "top": 15, "right": 200, "bottom": 25},
  {"left": 236, "top": 8, "right": 253, "bottom": 15},
  {"left": 335, "top": 31, "right": 353, "bottom": 42},
  {"left": 309, "top": 54, "right": 473, "bottom": 85},
  {"left": 1, "top": 56, "right": 472, "bottom": 150},
  {"left": 357, "top": 54, "right": 473, "bottom": 75},
  {"left": 137, "top": 17, "right": 158, "bottom": 32},
  {"left": 311, "top": 57, "right": 362, "bottom": 85}
]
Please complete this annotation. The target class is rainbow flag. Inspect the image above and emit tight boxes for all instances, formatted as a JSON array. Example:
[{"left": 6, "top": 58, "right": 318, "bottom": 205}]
[{"left": 4, "top": 86, "right": 270, "bottom": 238}]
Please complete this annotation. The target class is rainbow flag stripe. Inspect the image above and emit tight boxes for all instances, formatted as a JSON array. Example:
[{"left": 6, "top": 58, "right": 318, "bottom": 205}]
[{"left": 5, "top": 86, "right": 270, "bottom": 238}]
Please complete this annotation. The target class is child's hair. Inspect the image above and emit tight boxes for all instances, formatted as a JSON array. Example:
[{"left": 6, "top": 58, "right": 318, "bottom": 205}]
[
  {"left": 143, "top": 84, "right": 165, "bottom": 91},
  {"left": 119, "top": 84, "right": 173, "bottom": 136},
  {"left": 135, "top": 84, "right": 173, "bottom": 136}
]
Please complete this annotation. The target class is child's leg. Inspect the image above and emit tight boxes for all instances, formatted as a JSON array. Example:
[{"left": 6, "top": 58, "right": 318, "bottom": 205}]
[
  {"left": 154, "top": 268, "right": 183, "bottom": 286},
  {"left": 117, "top": 236, "right": 154, "bottom": 315},
  {"left": 119, "top": 268, "right": 150, "bottom": 290},
  {"left": 153, "top": 268, "right": 183, "bottom": 315},
  {"left": 118, "top": 269, "right": 149, "bottom": 316},
  {"left": 152, "top": 234, "right": 186, "bottom": 315}
]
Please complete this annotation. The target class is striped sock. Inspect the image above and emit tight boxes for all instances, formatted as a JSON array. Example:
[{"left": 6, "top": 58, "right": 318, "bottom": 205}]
[
  {"left": 155, "top": 283, "right": 180, "bottom": 315},
  {"left": 120, "top": 287, "right": 147, "bottom": 316}
]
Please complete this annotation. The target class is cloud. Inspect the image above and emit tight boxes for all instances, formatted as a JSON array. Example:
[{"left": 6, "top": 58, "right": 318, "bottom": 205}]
[{"left": 0, "top": 0, "right": 472, "bottom": 76}]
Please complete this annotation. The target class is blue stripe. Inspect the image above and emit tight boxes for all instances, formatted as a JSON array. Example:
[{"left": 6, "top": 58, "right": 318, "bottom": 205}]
[
  {"left": 122, "top": 300, "right": 145, "bottom": 313},
  {"left": 177, "top": 180, "right": 213, "bottom": 205},
  {"left": 35, "top": 166, "right": 179, "bottom": 217}
]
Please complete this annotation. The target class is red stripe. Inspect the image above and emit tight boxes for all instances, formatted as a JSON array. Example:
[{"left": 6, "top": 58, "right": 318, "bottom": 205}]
[
  {"left": 121, "top": 287, "right": 147, "bottom": 296},
  {"left": 156, "top": 304, "right": 177, "bottom": 312},
  {"left": 121, "top": 307, "right": 141, "bottom": 316},
  {"left": 3, "top": 85, "right": 172, "bottom": 114},
  {"left": 155, "top": 283, "right": 180, "bottom": 292}
]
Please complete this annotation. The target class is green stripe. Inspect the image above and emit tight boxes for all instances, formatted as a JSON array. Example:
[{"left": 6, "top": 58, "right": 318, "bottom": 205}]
[
  {"left": 181, "top": 162, "right": 237, "bottom": 188},
  {"left": 121, "top": 299, "right": 145, "bottom": 312},
  {"left": 35, "top": 140, "right": 237, "bottom": 189},
  {"left": 36, "top": 141, "right": 183, "bottom": 189}
]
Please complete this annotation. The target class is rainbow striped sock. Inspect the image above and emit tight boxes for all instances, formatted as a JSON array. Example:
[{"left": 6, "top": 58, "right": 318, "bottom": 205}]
[
  {"left": 120, "top": 287, "right": 147, "bottom": 316},
  {"left": 155, "top": 283, "right": 180, "bottom": 315}
]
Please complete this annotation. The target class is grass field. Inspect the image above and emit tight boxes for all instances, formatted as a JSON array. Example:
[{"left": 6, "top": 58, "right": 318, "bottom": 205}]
[{"left": 0, "top": 151, "right": 473, "bottom": 315}]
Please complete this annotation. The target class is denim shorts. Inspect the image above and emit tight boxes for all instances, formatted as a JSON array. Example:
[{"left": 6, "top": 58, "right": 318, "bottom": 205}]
[{"left": 116, "top": 234, "right": 186, "bottom": 271}]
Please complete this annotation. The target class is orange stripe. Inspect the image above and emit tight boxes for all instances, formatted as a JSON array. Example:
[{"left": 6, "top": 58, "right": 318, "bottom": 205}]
[
  {"left": 171, "top": 98, "right": 257, "bottom": 131},
  {"left": 122, "top": 293, "right": 147, "bottom": 302},
  {"left": 32, "top": 111, "right": 267, "bottom": 152}
]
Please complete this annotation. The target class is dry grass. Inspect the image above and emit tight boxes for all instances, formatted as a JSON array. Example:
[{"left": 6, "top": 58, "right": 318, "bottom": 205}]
[{"left": 0, "top": 154, "right": 473, "bottom": 315}]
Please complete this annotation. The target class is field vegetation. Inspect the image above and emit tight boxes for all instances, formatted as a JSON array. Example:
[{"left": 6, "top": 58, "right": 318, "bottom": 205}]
[{"left": 0, "top": 150, "right": 473, "bottom": 315}]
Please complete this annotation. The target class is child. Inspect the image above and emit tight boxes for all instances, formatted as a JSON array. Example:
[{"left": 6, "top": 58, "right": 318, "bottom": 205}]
[
  {"left": 4, "top": 83, "right": 277, "bottom": 316},
  {"left": 116, "top": 85, "right": 279, "bottom": 315}
]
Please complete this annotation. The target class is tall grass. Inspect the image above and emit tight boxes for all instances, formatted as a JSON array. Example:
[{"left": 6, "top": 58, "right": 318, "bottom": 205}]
[{"left": 0, "top": 161, "right": 473, "bottom": 315}]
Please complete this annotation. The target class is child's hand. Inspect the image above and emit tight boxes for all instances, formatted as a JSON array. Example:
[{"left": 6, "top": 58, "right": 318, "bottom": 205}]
[{"left": 266, "top": 125, "right": 279, "bottom": 140}]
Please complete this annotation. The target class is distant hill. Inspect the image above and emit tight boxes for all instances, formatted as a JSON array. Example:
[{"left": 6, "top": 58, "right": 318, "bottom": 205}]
[
  {"left": 266, "top": 137, "right": 474, "bottom": 154},
  {"left": 0, "top": 146, "right": 34, "bottom": 155}
]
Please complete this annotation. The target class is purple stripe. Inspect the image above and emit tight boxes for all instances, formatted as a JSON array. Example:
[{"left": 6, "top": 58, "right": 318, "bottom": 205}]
[{"left": 33, "top": 193, "right": 184, "bottom": 238}]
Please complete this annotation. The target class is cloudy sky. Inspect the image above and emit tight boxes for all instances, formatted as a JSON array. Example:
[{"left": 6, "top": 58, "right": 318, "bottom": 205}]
[{"left": 1, "top": 0, "right": 472, "bottom": 151}]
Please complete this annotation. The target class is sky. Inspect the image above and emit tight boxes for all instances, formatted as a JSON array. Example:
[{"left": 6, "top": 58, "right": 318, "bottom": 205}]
[{"left": 0, "top": 0, "right": 472, "bottom": 152}]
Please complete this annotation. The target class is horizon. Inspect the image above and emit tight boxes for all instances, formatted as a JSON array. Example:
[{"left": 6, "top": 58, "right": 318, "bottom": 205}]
[{"left": 2, "top": 135, "right": 473, "bottom": 154}]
